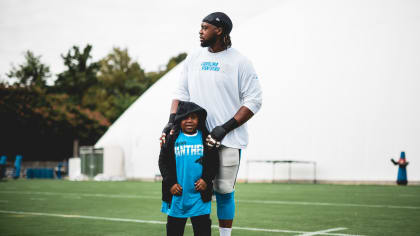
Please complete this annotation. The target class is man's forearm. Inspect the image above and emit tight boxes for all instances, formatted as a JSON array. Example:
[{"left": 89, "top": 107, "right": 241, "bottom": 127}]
[
  {"left": 170, "top": 99, "right": 180, "bottom": 114},
  {"left": 207, "top": 106, "right": 255, "bottom": 146},
  {"left": 233, "top": 106, "right": 254, "bottom": 126}
]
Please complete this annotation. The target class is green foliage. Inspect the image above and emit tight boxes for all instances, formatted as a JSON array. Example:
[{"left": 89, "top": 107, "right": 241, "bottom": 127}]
[
  {"left": 6, "top": 51, "right": 51, "bottom": 87},
  {"left": 166, "top": 52, "right": 187, "bottom": 71},
  {"left": 82, "top": 48, "right": 186, "bottom": 123},
  {"left": 1, "top": 45, "right": 186, "bottom": 161},
  {"left": 55, "top": 45, "right": 100, "bottom": 104},
  {"left": 0, "top": 83, "right": 108, "bottom": 161},
  {"left": 146, "top": 52, "right": 187, "bottom": 85},
  {"left": 85, "top": 47, "right": 149, "bottom": 122}
]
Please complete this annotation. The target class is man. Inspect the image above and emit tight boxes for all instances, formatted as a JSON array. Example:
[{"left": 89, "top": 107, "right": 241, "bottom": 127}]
[{"left": 161, "top": 12, "right": 262, "bottom": 236}]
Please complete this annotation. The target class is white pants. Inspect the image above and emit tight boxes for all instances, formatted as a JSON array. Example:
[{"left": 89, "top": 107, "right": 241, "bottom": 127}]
[{"left": 213, "top": 146, "right": 240, "bottom": 194}]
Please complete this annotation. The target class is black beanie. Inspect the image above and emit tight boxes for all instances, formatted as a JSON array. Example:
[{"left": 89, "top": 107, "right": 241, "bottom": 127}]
[{"left": 202, "top": 12, "right": 233, "bottom": 35}]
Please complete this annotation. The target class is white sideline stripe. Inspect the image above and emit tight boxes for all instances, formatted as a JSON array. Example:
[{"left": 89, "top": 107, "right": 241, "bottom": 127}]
[
  {"left": 1, "top": 190, "right": 419, "bottom": 210},
  {"left": 0, "top": 210, "right": 165, "bottom": 224},
  {"left": 0, "top": 190, "right": 159, "bottom": 199},
  {"left": 297, "top": 227, "right": 347, "bottom": 236},
  {"left": 0, "top": 210, "right": 364, "bottom": 236},
  {"left": 229, "top": 226, "right": 362, "bottom": 236},
  {"left": 29, "top": 198, "right": 46, "bottom": 201},
  {"left": 237, "top": 199, "right": 420, "bottom": 210}
]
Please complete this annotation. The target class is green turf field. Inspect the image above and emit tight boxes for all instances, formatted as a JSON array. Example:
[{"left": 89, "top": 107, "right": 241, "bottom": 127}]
[{"left": 0, "top": 180, "right": 419, "bottom": 235}]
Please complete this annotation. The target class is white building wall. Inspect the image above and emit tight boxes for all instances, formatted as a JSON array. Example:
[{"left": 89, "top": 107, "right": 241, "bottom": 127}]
[
  {"left": 96, "top": 0, "right": 420, "bottom": 182},
  {"left": 236, "top": 0, "right": 420, "bottom": 182}
]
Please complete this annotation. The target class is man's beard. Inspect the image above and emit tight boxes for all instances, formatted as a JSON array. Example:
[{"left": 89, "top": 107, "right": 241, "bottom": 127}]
[{"left": 200, "top": 34, "right": 217, "bottom": 47}]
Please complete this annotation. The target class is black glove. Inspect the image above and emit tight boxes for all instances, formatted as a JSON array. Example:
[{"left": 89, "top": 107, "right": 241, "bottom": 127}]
[
  {"left": 162, "top": 113, "right": 176, "bottom": 135},
  {"left": 210, "top": 126, "right": 228, "bottom": 141},
  {"left": 207, "top": 118, "right": 239, "bottom": 148}
]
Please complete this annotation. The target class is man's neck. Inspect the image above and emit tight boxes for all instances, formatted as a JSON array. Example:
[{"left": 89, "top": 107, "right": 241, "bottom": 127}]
[{"left": 208, "top": 40, "right": 226, "bottom": 53}]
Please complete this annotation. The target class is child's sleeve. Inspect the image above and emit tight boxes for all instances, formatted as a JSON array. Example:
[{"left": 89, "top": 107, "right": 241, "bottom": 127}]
[
  {"left": 158, "top": 141, "right": 177, "bottom": 187},
  {"left": 202, "top": 147, "right": 219, "bottom": 185}
]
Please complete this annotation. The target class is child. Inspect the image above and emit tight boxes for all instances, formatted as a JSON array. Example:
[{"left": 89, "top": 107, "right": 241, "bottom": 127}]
[{"left": 159, "top": 101, "right": 219, "bottom": 236}]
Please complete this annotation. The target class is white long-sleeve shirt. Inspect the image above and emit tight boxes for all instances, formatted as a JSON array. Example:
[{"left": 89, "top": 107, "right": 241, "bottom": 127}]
[{"left": 173, "top": 47, "right": 262, "bottom": 149}]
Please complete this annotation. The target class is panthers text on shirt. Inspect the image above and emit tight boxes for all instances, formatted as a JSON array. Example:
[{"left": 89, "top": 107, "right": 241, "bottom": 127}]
[{"left": 174, "top": 144, "right": 204, "bottom": 156}]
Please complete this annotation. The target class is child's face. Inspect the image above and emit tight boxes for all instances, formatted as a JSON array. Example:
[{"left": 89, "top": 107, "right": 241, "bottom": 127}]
[{"left": 180, "top": 113, "right": 199, "bottom": 134}]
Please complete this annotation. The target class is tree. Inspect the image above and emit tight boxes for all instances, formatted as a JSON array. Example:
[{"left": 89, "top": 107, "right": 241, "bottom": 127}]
[
  {"left": 146, "top": 52, "right": 187, "bottom": 85},
  {"left": 77, "top": 47, "right": 148, "bottom": 122},
  {"left": 166, "top": 52, "right": 187, "bottom": 71},
  {"left": 55, "top": 45, "right": 100, "bottom": 104},
  {"left": 1, "top": 46, "right": 109, "bottom": 161},
  {"left": 97, "top": 47, "right": 148, "bottom": 95},
  {"left": 0, "top": 83, "right": 109, "bottom": 161},
  {"left": 6, "top": 51, "right": 51, "bottom": 87},
  {"left": 0, "top": 47, "right": 187, "bottom": 162}
]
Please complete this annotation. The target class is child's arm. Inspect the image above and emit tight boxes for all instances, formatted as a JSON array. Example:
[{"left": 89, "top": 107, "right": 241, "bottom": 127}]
[
  {"left": 158, "top": 141, "right": 177, "bottom": 188},
  {"left": 201, "top": 147, "right": 220, "bottom": 186}
]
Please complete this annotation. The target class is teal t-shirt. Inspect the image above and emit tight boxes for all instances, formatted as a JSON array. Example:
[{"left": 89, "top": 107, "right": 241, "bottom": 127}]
[{"left": 161, "top": 130, "right": 211, "bottom": 217}]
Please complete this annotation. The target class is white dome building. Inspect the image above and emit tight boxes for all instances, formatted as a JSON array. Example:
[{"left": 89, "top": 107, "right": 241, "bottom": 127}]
[{"left": 96, "top": 0, "right": 420, "bottom": 183}]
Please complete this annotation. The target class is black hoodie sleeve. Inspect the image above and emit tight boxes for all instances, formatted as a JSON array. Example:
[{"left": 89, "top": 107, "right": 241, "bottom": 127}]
[
  {"left": 201, "top": 145, "right": 219, "bottom": 185},
  {"left": 158, "top": 137, "right": 177, "bottom": 188}
]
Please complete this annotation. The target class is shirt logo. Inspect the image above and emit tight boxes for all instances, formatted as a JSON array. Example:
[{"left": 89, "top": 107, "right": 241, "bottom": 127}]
[
  {"left": 201, "top": 62, "right": 220, "bottom": 71},
  {"left": 174, "top": 144, "right": 203, "bottom": 156}
]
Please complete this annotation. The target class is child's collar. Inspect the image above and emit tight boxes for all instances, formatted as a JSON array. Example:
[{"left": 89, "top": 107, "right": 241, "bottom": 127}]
[{"left": 182, "top": 131, "right": 198, "bottom": 137}]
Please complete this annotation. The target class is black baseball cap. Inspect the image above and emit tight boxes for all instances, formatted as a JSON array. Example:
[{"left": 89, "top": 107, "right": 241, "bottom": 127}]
[{"left": 202, "top": 12, "right": 233, "bottom": 35}]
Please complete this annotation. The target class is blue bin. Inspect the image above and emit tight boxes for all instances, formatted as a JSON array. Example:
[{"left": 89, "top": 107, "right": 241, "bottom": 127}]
[{"left": 25, "top": 168, "right": 54, "bottom": 179}]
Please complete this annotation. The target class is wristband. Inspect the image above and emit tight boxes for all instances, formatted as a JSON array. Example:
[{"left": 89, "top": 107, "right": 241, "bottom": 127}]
[
  {"left": 222, "top": 117, "right": 239, "bottom": 133},
  {"left": 168, "top": 113, "right": 176, "bottom": 123},
  {"left": 162, "top": 113, "right": 176, "bottom": 134}
]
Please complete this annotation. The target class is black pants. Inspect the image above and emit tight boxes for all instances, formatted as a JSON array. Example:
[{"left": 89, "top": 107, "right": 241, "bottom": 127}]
[{"left": 166, "top": 214, "right": 211, "bottom": 236}]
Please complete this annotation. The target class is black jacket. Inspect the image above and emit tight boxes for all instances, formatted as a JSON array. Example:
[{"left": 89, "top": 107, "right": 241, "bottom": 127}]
[{"left": 158, "top": 101, "right": 219, "bottom": 204}]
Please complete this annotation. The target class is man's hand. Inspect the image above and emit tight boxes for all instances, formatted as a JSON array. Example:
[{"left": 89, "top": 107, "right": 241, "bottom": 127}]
[
  {"left": 206, "top": 126, "right": 226, "bottom": 148},
  {"left": 206, "top": 118, "right": 240, "bottom": 148},
  {"left": 194, "top": 178, "right": 207, "bottom": 191},
  {"left": 210, "top": 126, "right": 227, "bottom": 141},
  {"left": 159, "top": 133, "right": 166, "bottom": 147},
  {"left": 160, "top": 129, "right": 175, "bottom": 147},
  {"left": 206, "top": 134, "right": 221, "bottom": 148},
  {"left": 170, "top": 183, "right": 183, "bottom": 195},
  {"left": 160, "top": 113, "right": 176, "bottom": 147}
]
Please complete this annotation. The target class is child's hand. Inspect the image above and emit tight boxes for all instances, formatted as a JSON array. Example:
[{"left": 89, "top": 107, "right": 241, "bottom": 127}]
[
  {"left": 170, "top": 184, "right": 183, "bottom": 195},
  {"left": 194, "top": 178, "right": 207, "bottom": 191}
]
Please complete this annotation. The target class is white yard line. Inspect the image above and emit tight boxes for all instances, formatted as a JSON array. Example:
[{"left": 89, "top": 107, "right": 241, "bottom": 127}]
[
  {"left": 0, "top": 210, "right": 363, "bottom": 236},
  {"left": 237, "top": 199, "right": 420, "bottom": 210},
  {"left": 1, "top": 190, "right": 419, "bottom": 210},
  {"left": 62, "top": 196, "right": 82, "bottom": 199},
  {"left": 29, "top": 198, "right": 46, "bottom": 201},
  {"left": 297, "top": 227, "right": 347, "bottom": 236},
  {"left": 0, "top": 190, "right": 158, "bottom": 199},
  {"left": 229, "top": 226, "right": 362, "bottom": 236},
  {"left": 0, "top": 210, "right": 165, "bottom": 224}
]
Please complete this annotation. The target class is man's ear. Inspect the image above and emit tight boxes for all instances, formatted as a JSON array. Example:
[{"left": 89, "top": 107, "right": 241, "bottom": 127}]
[{"left": 216, "top": 27, "right": 223, "bottom": 36}]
